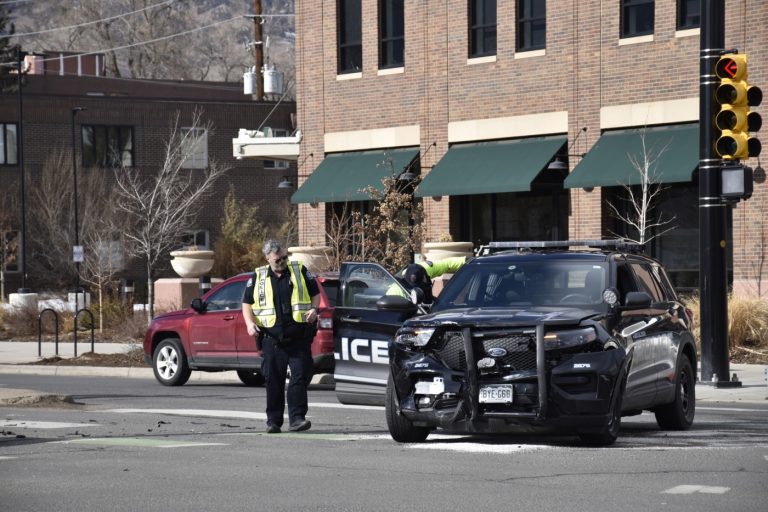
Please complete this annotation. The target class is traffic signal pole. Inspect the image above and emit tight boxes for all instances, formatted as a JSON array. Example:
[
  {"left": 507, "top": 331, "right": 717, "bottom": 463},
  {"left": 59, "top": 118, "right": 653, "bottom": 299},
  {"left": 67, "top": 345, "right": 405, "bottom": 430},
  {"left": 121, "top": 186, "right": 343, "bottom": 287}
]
[{"left": 699, "top": 0, "right": 730, "bottom": 384}]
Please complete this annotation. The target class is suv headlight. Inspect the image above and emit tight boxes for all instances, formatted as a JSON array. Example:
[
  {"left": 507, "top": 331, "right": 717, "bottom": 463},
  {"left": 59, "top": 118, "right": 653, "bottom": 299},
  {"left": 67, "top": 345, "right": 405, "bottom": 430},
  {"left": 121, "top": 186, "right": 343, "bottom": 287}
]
[
  {"left": 544, "top": 327, "right": 597, "bottom": 349},
  {"left": 394, "top": 327, "right": 436, "bottom": 348}
]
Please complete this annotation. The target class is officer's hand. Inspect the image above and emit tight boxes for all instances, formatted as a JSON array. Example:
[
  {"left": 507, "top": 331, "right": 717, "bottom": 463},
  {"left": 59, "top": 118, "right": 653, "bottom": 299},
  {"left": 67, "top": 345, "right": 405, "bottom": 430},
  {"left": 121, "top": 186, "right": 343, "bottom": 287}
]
[
  {"left": 304, "top": 308, "right": 318, "bottom": 324},
  {"left": 246, "top": 323, "right": 259, "bottom": 337}
]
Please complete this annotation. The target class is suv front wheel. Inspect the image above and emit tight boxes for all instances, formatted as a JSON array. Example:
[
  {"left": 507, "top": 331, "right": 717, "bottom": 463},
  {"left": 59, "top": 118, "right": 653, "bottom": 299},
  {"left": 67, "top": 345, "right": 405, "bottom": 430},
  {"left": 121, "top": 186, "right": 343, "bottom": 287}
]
[{"left": 385, "top": 375, "right": 430, "bottom": 443}]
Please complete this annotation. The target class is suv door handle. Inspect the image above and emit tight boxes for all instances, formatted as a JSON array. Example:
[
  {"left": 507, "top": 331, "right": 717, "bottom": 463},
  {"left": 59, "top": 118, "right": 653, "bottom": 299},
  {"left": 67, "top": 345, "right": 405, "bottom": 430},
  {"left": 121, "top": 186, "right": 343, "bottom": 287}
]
[
  {"left": 223, "top": 315, "right": 235, "bottom": 321},
  {"left": 340, "top": 315, "right": 361, "bottom": 324}
]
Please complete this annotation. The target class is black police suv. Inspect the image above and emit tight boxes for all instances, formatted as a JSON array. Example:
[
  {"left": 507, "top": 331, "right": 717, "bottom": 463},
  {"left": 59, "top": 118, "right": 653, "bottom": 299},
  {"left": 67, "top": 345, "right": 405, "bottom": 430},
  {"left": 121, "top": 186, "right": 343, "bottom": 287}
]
[{"left": 333, "top": 240, "right": 697, "bottom": 446}]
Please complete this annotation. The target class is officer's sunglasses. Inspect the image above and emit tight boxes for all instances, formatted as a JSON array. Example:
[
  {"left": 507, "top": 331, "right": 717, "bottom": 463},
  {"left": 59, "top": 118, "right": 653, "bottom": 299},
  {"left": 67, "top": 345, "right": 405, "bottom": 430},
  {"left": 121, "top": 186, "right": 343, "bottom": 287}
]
[{"left": 273, "top": 255, "right": 288, "bottom": 262}]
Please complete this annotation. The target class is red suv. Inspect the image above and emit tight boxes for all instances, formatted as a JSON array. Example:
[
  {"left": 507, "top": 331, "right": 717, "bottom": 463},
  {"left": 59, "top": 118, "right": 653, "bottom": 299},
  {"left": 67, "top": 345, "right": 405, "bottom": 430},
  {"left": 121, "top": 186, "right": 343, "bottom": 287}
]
[{"left": 143, "top": 272, "right": 338, "bottom": 386}]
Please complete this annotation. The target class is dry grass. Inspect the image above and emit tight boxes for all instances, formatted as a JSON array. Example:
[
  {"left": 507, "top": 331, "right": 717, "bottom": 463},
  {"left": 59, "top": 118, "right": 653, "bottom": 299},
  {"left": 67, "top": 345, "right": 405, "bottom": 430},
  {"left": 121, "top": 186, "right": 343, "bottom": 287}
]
[{"left": 683, "top": 294, "right": 768, "bottom": 363}]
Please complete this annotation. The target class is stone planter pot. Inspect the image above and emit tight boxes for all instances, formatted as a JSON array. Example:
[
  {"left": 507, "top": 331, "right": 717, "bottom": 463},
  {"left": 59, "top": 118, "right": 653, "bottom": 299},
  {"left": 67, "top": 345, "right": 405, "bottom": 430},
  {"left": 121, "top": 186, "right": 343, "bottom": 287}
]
[
  {"left": 422, "top": 241, "right": 473, "bottom": 261},
  {"left": 170, "top": 250, "right": 215, "bottom": 278},
  {"left": 288, "top": 246, "right": 333, "bottom": 272}
]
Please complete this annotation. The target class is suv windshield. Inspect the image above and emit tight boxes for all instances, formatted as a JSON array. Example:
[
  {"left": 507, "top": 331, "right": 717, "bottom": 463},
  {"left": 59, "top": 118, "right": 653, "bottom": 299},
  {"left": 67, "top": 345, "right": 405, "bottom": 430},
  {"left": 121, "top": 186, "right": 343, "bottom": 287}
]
[{"left": 432, "top": 260, "right": 609, "bottom": 311}]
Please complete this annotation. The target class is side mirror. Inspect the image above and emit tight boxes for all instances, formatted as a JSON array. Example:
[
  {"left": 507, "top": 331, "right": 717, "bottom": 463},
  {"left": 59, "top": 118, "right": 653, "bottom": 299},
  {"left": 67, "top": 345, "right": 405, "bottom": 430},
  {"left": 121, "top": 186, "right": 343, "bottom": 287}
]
[
  {"left": 376, "top": 295, "right": 418, "bottom": 315},
  {"left": 623, "top": 291, "right": 652, "bottom": 309},
  {"left": 190, "top": 298, "right": 207, "bottom": 313}
]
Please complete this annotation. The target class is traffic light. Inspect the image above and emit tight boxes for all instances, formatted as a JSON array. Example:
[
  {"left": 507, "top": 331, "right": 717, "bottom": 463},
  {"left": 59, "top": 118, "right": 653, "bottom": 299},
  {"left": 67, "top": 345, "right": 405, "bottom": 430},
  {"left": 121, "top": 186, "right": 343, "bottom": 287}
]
[{"left": 714, "top": 53, "right": 762, "bottom": 160}]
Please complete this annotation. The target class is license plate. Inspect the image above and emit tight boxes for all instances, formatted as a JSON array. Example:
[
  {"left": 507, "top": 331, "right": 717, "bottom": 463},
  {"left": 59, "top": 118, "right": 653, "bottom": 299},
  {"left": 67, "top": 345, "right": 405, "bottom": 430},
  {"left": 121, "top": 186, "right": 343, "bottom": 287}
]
[{"left": 479, "top": 384, "right": 514, "bottom": 403}]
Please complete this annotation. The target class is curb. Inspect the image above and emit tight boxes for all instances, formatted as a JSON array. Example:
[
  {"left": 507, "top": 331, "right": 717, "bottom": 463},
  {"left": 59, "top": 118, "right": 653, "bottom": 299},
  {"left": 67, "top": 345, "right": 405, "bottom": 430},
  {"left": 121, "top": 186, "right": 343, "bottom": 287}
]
[{"left": 0, "top": 364, "right": 335, "bottom": 387}]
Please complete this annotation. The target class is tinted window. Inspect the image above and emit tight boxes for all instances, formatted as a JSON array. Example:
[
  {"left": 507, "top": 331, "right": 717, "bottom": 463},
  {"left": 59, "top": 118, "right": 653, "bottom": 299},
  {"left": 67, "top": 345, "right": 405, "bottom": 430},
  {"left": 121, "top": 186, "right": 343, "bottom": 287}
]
[
  {"left": 341, "top": 263, "right": 403, "bottom": 308},
  {"left": 630, "top": 262, "right": 664, "bottom": 302},
  {"left": 379, "top": 0, "right": 404, "bottom": 68},
  {"left": 621, "top": 0, "right": 654, "bottom": 38},
  {"left": 469, "top": 0, "right": 496, "bottom": 58},
  {"left": 206, "top": 281, "right": 247, "bottom": 311},
  {"left": 516, "top": 0, "right": 546, "bottom": 52},
  {"left": 338, "top": 0, "right": 363, "bottom": 73},
  {"left": 434, "top": 260, "right": 608, "bottom": 310},
  {"left": 677, "top": 0, "right": 700, "bottom": 30},
  {"left": 320, "top": 279, "right": 339, "bottom": 307}
]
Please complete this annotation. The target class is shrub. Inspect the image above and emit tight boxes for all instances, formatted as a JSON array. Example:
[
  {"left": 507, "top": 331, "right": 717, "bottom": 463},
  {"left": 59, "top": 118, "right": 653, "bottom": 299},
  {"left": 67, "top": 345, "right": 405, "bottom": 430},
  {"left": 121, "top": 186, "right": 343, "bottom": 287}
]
[{"left": 682, "top": 293, "right": 768, "bottom": 353}]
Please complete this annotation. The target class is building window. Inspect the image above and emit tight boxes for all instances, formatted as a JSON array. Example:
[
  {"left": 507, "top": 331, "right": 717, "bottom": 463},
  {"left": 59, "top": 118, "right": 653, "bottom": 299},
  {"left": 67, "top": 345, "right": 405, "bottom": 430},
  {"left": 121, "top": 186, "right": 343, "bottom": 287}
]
[
  {"left": 469, "top": 0, "right": 497, "bottom": 58},
  {"left": 181, "top": 128, "right": 208, "bottom": 169},
  {"left": 677, "top": 0, "right": 700, "bottom": 30},
  {"left": 263, "top": 129, "right": 290, "bottom": 169},
  {"left": 82, "top": 125, "right": 134, "bottom": 168},
  {"left": 0, "top": 123, "right": 18, "bottom": 165},
  {"left": 379, "top": 0, "right": 404, "bottom": 69},
  {"left": 621, "top": 0, "right": 654, "bottom": 38},
  {"left": 516, "top": 0, "right": 546, "bottom": 52},
  {"left": 338, "top": 0, "right": 362, "bottom": 74},
  {"left": 1, "top": 229, "right": 18, "bottom": 272},
  {"left": 180, "top": 229, "right": 210, "bottom": 250}
]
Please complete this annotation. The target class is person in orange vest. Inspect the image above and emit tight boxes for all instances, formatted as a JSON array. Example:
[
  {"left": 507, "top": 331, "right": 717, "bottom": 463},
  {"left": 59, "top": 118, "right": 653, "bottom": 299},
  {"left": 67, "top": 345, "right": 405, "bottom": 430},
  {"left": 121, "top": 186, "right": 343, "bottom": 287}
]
[{"left": 242, "top": 239, "right": 320, "bottom": 434}]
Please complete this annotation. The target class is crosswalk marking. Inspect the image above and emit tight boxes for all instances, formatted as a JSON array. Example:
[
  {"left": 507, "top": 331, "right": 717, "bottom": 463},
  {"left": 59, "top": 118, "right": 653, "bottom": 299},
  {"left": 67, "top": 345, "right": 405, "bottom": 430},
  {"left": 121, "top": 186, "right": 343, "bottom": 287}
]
[
  {"left": 663, "top": 485, "right": 730, "bottom": 495},
  {"left": 0, "top": 420, "right": 98, "bottom": 429},
  {"left": 58, "top": 437, "right": 227, "bottom": 448}
]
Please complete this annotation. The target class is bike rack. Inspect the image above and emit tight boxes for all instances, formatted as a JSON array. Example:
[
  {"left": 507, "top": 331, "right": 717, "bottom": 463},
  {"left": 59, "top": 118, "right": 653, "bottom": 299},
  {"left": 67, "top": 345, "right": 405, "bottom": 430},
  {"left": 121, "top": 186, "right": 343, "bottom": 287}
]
[
  {"left": 73, "top": 308, "right": 95, "bottom": 358},
  {"left": 37, "top": 308, "right": 60, "bottom": 357}
]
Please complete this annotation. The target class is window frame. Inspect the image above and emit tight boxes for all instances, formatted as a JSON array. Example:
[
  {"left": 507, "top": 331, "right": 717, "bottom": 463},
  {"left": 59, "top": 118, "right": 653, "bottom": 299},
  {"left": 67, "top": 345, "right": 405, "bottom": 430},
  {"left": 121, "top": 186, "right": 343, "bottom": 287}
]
[
  {"left": 181, "top": 127, "right": 209, "bottom": 169},
  {"left": 516, "top": 0, "right": 546, "bottom": 52},
  {"left": 338, "top": 0, "right": 363, "bottom": 74},
  {"left": 468, "top": 0, "right": 497, "bottom": 58},
  {"left": 676, "top": 0, "right": 700, "bottom": 30},
  {"left": 620, "top": 0, "right": 655, "bottom": 39},
  {"left": 81, "top": 124, "right": 134, "bottom": 168},
  {"left": 379, "top": 0, "right": 405, "bottom": 69},
  {"left": 0, "top": 123, "right": 18, "bottom": 165}
]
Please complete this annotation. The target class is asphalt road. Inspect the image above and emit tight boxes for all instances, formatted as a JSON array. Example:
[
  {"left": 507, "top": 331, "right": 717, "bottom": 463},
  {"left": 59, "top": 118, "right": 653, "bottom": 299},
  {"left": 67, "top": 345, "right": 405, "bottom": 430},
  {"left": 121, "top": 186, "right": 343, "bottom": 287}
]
[{"left": 1, "top": 374, "right": 767, "bottom": 512}]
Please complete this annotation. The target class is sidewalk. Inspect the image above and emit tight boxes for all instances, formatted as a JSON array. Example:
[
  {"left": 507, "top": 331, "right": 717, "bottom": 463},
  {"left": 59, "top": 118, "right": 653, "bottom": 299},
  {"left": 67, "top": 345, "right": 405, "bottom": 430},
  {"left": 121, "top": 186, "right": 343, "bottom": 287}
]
[
  {"left": 0, "top": 341, "right": 334, "bottom": 405},
  {"left": 1, "top": 341, "right": 766, "bottom": 405}
]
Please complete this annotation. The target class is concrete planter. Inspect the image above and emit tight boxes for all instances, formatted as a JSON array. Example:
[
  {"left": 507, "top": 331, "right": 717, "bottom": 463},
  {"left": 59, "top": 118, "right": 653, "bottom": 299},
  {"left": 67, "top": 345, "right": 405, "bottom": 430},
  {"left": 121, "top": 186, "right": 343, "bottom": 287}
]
[
  {"left": 169, "top": 250, "right": 215, "bottom": 278},
  {"left": 422, "top": 241, "right": 473, "bottom": 261},
  {"left": 288, "top": 246, "right": 333, "bottom": 272}
]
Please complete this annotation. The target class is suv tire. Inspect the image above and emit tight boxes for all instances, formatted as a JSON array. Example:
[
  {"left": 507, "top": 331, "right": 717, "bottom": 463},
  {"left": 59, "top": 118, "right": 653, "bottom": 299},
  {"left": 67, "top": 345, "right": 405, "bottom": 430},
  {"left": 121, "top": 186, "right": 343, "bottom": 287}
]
[
  {"left": 579, "top": 374, "right": 626, "bottom": 446},
  {"left": 385, "top": 375, "right": 430, "bottom": 443},
  {"left": 153, "top": 338, "right": 191, "bottom": 386}
]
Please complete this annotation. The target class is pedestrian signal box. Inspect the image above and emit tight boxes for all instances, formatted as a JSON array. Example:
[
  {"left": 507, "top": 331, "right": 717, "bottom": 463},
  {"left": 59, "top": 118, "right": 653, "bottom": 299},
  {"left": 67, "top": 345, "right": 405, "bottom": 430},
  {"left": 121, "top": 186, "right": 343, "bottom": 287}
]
[{"left": 714, "top": 53, "right": 762, "bottom": 160}]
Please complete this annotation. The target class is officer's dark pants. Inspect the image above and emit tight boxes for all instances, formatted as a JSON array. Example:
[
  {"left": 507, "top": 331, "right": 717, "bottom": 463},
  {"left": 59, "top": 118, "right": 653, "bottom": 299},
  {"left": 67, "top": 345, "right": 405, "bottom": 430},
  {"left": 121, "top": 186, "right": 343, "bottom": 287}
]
[{"left": 261, "top": 336, "right": 314, "bottom": 427}]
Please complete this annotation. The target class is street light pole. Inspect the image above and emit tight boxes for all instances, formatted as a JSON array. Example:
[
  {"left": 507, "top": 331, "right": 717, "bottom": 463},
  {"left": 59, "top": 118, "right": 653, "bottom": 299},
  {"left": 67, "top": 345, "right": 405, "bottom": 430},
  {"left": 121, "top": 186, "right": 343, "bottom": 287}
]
[
  {"left": 16, "top": 48, "right": 28, "bottom": 292},
  {"left": 71, "top": 106, "right": 86, "bottom": 307}
]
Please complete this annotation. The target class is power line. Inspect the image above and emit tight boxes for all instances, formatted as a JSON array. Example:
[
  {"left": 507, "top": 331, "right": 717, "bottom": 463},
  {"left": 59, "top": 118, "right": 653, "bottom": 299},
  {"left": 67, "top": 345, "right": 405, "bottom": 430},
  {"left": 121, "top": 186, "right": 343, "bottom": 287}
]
[
  {"left": 0, "top": 0, "right": 32, "bottom": 6},
  {"left": 0, "top": 15, "right": 242, "bottom": 67},
  {"left": 12, "top": 0, "right": 178, "bottom": 38}
]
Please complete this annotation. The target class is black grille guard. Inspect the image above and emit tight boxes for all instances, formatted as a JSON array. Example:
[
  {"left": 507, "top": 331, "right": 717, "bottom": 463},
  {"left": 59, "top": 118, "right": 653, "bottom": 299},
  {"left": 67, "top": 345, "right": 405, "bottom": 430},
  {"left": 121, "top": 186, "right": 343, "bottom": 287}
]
[{"left": 463, "top": 324, "right": 546, "bottom": 421}]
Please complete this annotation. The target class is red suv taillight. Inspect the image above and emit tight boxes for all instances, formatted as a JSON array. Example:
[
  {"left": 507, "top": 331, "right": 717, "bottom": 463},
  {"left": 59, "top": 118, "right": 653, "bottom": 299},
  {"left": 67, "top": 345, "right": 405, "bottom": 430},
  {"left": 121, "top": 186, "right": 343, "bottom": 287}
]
[{"left": 318, "top": 311, "right": 333, "bottom": 330}]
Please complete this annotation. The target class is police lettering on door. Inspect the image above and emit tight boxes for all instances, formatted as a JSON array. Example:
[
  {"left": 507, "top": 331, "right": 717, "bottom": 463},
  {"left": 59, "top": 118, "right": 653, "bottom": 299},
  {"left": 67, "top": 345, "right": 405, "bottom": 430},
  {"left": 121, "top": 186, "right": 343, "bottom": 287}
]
[{"left": 335, "top": 337, "right": 388, "bottom": 364}]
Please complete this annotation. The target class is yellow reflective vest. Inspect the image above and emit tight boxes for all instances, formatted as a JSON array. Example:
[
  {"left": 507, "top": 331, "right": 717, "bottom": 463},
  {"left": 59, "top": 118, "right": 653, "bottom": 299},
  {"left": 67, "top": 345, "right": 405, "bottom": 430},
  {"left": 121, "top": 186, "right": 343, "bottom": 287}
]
[{"left": 250, "top": 261, "right": 312, "bottom": 328}]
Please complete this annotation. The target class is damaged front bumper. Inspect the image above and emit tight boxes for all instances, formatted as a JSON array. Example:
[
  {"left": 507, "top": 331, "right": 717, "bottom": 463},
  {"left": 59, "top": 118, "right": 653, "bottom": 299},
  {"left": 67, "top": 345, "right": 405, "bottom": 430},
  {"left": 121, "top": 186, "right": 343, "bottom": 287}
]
[{"left": 390, "top": 325, "right": 628, "bottom": 434}]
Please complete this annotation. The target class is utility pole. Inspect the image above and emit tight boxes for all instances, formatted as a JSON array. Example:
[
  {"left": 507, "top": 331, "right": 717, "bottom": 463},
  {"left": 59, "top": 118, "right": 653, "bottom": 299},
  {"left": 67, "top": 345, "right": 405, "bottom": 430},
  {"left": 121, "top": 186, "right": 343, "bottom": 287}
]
[
  {"left": 699, "top": 0, "right": 731, "bottom": 385},
  {"left": 253, "top": 0, "right": 264, "bottom": 100}
]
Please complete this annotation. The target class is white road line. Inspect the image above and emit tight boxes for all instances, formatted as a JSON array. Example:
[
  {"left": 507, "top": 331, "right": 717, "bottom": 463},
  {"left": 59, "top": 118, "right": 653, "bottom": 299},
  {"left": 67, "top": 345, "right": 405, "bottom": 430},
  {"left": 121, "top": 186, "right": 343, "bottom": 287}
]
[
  {"left": 0, "top": 420, "right": 98, "bottom": 429},
  {"left": 663, "top": 485, "right": 730, "bottom": 495},
  {"left": 105, "top": 409, "right": 267, "bottom": 420},
  {"left": 697, "top": 406, "right": 768, "bottom": 413},
  {"left": 309, "top": 402, "right": 383, "bottom": 411},
  {"left": 0, "top": 456, "right": 18, "bottom": 460}
]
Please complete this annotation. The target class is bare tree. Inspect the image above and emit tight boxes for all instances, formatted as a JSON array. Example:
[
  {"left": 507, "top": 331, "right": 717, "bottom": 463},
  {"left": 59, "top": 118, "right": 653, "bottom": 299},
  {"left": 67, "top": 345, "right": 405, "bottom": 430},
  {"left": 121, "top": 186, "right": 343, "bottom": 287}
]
[
  {"left": 79, "top": 216, "right": 124, "bottom": 333},
  {"left": 0, "top": 194, "right": 18, "bottom": 302},
  {"left": 607, "top": 132, "right": 675, "bottom": 245},
  {"left": 12, "top": 0, "right": 295, "bottom": 89},
  {"left": 325, "top": 202, "right": 364, "bottom": 272},
  {"left": 356, "top": 155, "right": 424, "bottom": 273},
  {"left": 114, "top": 110, "right": 231, "bottom": 318}
]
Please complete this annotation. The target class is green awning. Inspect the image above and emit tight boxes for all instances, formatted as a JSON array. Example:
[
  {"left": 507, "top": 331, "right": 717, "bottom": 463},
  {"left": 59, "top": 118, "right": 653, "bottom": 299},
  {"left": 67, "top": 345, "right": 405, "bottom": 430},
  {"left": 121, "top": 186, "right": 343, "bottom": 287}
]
[
  {"left": 291, "top": 148, "right": 419, "bottom": 204},
  {"left": 564, "top": 124, "right": 699, "bottom": 189},
  {"left": 415, "top": 136, "right": 567, "bottom": 197}
]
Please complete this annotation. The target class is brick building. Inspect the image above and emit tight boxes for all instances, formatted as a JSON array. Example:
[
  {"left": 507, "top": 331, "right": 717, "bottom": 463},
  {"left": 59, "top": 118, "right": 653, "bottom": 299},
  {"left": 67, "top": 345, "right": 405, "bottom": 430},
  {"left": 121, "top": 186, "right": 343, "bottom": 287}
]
[
  {"left": 292, "top": 0, "right": 767, "bottom": 296},
  {"left": 0, "top": 68, "right": 296, "bottom": 297}
]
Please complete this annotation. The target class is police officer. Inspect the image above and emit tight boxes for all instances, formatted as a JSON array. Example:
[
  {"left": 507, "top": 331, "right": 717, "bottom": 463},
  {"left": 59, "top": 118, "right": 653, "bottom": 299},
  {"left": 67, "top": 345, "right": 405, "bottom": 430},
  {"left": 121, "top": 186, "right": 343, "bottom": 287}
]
[
  {"left": 387, "top": 256, "right": 467, "bottom": 303},
  {"left": 242, "top": 239, "right": 320, "bottom": 434}
]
